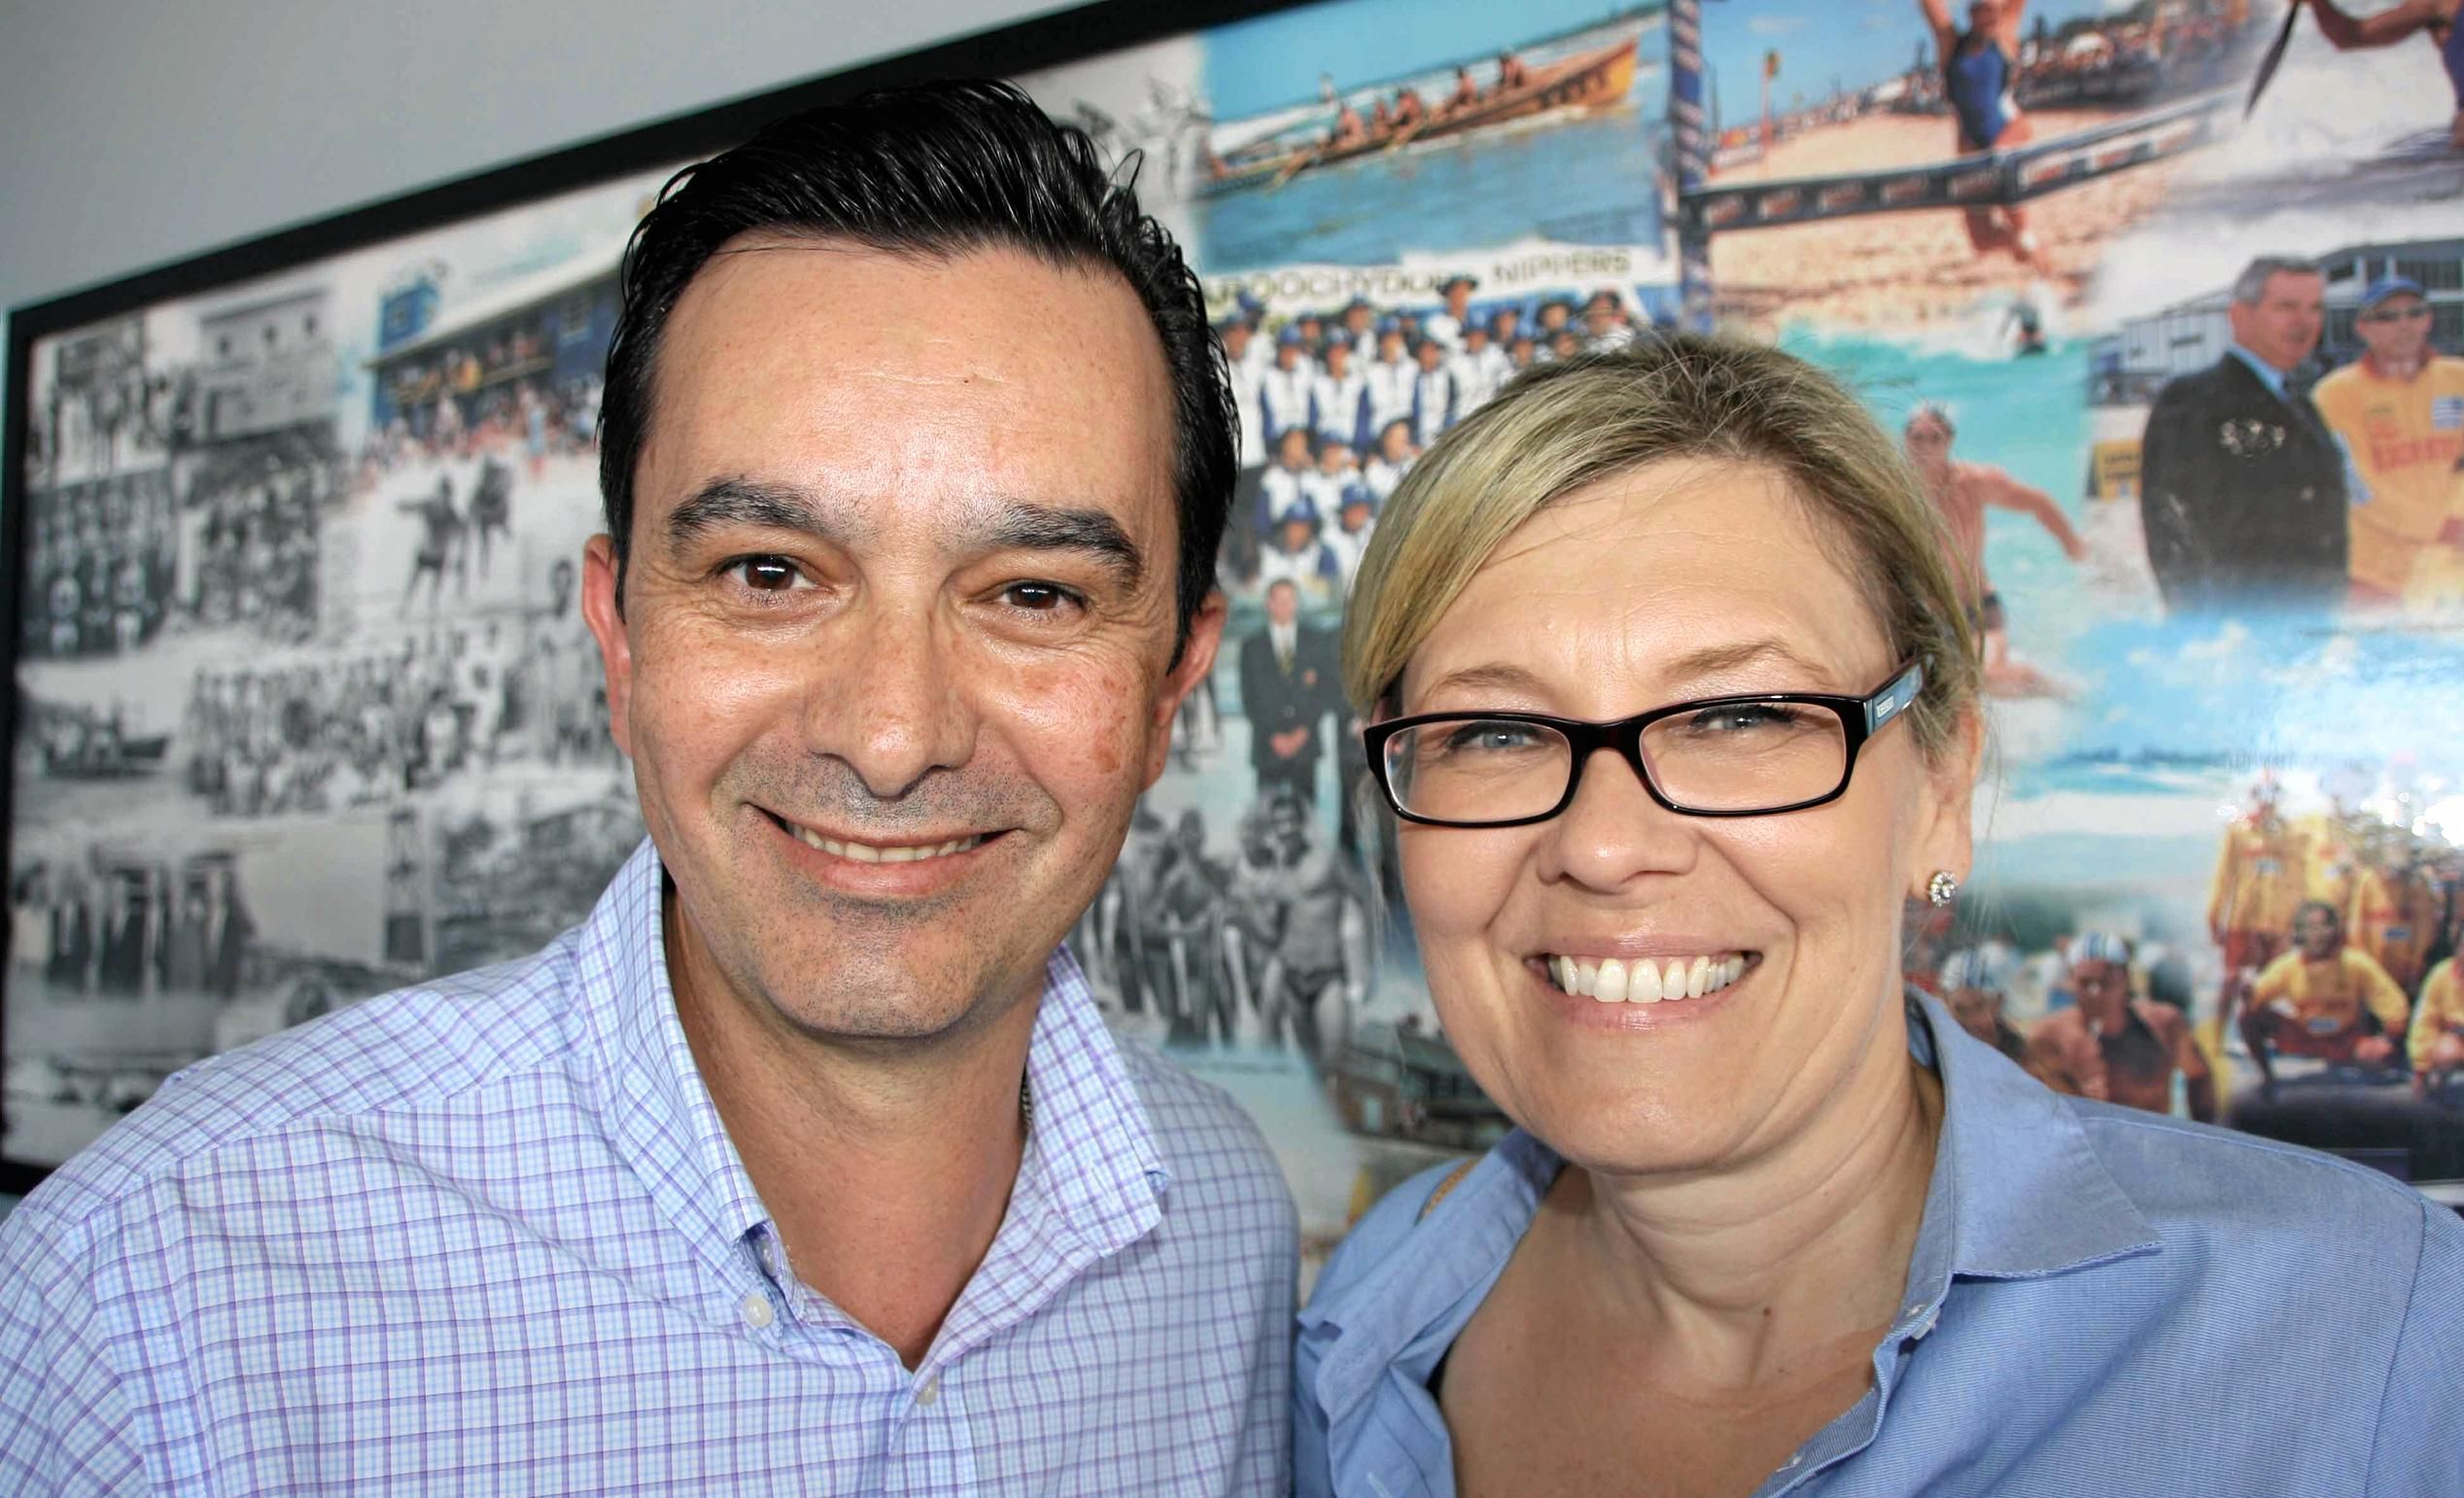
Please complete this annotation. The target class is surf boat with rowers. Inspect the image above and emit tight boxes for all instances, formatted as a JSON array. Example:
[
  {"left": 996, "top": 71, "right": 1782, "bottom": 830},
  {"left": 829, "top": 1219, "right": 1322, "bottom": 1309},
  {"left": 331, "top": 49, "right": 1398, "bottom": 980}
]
[{"left": 1541, "top": 951, "right": 1750, "bottom": 1003}]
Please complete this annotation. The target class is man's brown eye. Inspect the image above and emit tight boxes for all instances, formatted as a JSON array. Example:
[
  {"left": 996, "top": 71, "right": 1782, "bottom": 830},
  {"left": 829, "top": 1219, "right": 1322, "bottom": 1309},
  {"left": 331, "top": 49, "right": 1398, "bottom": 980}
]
[
  {"left": 733, "top": 557, "right": 799, "bottom": 591},
  {"left": 1004, "top": 582, "right": 1075, "bottom": 611}
]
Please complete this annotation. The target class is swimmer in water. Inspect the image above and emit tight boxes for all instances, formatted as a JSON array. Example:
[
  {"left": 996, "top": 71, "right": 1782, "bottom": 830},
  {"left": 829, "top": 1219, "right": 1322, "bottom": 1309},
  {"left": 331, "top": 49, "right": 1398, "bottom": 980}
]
[
  {"left": 2307, "top": 0, "right": 2464, "bottom": 151},
  {"left": 1903, "top": 402, "right": 2085, "bottom": 696},
  {"left": 1920, "top": 0, "right": 2045, "bottom": 269}
]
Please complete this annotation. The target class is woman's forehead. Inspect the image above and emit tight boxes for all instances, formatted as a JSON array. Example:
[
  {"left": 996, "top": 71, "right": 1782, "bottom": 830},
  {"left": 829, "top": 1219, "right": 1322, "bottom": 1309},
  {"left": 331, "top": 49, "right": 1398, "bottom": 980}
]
[{"left": 1409, "top": 458, "right": 1892, "bottom": 702}]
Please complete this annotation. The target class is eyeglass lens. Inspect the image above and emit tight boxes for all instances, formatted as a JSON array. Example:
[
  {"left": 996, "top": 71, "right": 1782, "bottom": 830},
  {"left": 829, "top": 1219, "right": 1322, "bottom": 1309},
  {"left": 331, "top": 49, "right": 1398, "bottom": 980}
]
[{"left": 1381, "top": 702, "right": 1850, "bottom": 822}]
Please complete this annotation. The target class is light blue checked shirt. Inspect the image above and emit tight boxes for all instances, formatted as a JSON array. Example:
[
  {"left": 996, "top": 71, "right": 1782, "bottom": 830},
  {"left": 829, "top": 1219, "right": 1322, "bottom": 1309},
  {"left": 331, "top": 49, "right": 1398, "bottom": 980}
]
[
  {"left": 0, "top": 839, "right": 1297, "bottom": 1494},
  {"left": 1297, "top": 993, "right": 2464, "bottom": 1497}
]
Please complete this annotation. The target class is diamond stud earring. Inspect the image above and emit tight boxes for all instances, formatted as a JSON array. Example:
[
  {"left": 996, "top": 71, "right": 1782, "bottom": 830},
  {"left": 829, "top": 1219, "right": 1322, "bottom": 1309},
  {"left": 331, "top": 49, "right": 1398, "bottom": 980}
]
[{"left": 1926, "top": 871, "right": 1960, "bottom": 907}]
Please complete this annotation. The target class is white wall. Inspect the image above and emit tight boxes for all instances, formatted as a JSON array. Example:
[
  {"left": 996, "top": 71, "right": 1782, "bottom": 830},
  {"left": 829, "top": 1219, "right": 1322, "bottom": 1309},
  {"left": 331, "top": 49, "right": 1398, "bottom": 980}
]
[{"left": 0, "top": 0, "right": 1075, "bottom": 401}]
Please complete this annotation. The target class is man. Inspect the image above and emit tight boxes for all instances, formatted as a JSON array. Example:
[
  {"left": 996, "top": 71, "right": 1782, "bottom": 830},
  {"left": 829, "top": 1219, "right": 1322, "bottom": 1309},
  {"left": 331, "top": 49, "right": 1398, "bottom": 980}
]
[
  {"left": 2209, "top": 780, "right": 2303, "bottom": 1022},
  {"left": 1310, "top": 331, "right": 1371, "bottom": 453},
  {"left": 1409, "top": 335, "right": 1456, "bottom": 449},
  {"left": 1221, "top": 316, "right": 1269, "bottom": 580},
  {"left": 1257, "top": 326, "right": 1315, "bottom": 450},
  {"left": 2238, "top": 900, "right": 2412, "bottom": 1092},
  {"left": 1362, "top": 319, "right": 1415, "bottom": 439},
  {"left": 1322, "top": 482, "right": 1378, "bottom": 599},
  {"left": 2022, "top": 933, "right": 2216, "bottom": 1122},
  {"left": 1449, "top": 321, "right": 1513, "bottom": 417},
  {"left": 2348, "top": 826, "right": 2440, "bottom": 994},
  {"left": 1902, "top": 402, "right": 2086, "bottom": 694},
  {"left": 2411, "top": 954, "right": 2463, "bottom": 1100},
  {"left": 2307, "top": 0, "right": 2464, "bottom": 151},
  {"left": 1257, "top": 424, "right": 1316, "bottom": 545},
  {"left": 1422, "top": 274, "right": 1477, "bottom": 352},
  {"left": 0, "top": 84, "right": 1296, "bottom": 1493},
  {"left": 1301, "top": 437, "right": 1362, "bottom": 524},
  {"left": 1239, "top": 577, "right": 1339, "bottom": 807},
  {"left": 2309, "top": 276, "right": 2464, "bottom": 610},
  {"left": 1363, "top": 418, "right": 1417, "bottom": 504},
  {"left": 1936, "top": 947, "right": 2026, "bottom": 1062},
  {"left": 2137, "top": 257, "right": 2349, "bottom": 613},
  {"left": 1257, "top": 502, "right": 1341, "bottom": 610},
  {"left": 1581, "top": 289, "right": 1636, "bottom": 353}
]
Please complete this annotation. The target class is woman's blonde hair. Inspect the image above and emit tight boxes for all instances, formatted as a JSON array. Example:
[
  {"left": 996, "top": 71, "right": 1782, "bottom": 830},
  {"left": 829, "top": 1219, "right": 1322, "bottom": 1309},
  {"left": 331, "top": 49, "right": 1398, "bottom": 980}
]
[{"left": 1340, "top": 334, "right": 1979, "bottom": 762}]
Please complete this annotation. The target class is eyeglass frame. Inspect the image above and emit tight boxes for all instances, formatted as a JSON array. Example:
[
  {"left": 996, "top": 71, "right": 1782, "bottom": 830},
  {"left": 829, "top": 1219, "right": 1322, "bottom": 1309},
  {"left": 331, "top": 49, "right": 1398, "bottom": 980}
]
[
  {"left": 1361, "top": 658, "right": 1927, "bottom": 827},
  {"left": 2356, "top": 303, "right": 2431, "bottom": 323}
]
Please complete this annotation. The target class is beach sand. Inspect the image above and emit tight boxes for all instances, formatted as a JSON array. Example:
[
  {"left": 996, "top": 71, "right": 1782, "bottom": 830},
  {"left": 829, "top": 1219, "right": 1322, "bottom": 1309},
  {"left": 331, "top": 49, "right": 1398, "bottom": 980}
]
[{"left": 1705, "top": 109, "right": 2192, "bottom": 330}]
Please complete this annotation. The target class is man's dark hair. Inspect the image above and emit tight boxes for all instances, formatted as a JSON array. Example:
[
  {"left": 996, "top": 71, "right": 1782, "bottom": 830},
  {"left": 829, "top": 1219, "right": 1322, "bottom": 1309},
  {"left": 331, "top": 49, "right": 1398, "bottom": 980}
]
[
  {"left": 598, "top": 79, "right": 1232, "bottom": 661},
  {"left": 2295, "top": 898, "right": 2343, "bottom": 934}
]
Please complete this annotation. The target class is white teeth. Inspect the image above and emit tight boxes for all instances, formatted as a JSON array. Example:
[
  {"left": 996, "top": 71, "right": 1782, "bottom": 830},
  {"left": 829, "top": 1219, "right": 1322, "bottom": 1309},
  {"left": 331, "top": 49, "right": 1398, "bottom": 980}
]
[
  {"left": 1541, "top": 952, "right": 1746, "bottom": 1003},
  {"left": 796, "top": 826, "right": 984, "bottom": 863}
]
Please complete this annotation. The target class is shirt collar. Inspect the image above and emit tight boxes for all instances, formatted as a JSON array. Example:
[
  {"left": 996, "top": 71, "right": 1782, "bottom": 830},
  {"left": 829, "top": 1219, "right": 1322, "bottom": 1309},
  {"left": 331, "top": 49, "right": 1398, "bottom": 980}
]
[
  {"left": 1299, "top": 992, "right": 2161, "bottom": 1430},
  {"left": 578, "top": 838, "right": 1166, "bottom": 1283},
  {"left": 2226, "top": 341, "right": 2294, "bottom": 401}
]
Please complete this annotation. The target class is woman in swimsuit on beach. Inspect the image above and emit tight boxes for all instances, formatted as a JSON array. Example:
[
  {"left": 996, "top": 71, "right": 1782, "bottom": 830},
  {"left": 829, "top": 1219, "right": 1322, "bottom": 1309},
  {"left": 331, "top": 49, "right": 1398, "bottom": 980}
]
[{"left": 1920, "top": 0, "right": 2044, "bottom": 270}]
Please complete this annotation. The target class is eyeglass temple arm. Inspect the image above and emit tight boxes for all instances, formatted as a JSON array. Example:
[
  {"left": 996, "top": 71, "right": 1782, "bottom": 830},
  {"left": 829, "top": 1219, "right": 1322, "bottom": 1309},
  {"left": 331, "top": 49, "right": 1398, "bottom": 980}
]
[{"left": 1864, "top": 660, "right": 1926, "bottom": 735}]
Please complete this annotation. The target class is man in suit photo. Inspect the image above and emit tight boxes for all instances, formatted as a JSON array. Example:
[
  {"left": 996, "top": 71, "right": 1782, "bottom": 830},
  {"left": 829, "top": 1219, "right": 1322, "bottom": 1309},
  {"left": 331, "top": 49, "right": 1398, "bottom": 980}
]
[{"left": 2137, "top": 256, "right": 2350, "bottom": 614}]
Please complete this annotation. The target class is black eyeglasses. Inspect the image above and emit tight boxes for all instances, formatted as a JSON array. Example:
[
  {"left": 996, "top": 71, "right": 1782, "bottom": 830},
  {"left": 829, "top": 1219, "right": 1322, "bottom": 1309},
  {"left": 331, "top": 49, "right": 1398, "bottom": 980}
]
[{"left": 1363, "top": 659, "right": 1926, "bottom": 827}]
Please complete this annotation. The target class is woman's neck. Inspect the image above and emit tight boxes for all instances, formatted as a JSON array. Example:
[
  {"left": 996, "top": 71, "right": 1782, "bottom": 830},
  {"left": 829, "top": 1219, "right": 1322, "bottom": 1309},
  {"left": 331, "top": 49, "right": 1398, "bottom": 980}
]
[{"left": 1562, "top": 1031, "right": 1945, "bottom": 1392}]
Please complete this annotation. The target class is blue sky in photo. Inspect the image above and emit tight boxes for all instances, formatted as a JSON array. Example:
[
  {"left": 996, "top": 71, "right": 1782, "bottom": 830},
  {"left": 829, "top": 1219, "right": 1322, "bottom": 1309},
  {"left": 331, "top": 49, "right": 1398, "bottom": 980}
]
[
  {"left": 1205, "top": 0, "right": 1660, "bottom": 120},
  {"left": 1700, "top": 0, "right": 2122, "bottom": 127}
]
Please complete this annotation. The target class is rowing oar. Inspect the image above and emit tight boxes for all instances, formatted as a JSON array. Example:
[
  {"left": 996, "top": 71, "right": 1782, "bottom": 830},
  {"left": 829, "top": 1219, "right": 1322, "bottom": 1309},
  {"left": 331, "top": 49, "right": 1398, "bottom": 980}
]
[{"left": 2244, "top": 0, "right": 2304, "bottom": 119}]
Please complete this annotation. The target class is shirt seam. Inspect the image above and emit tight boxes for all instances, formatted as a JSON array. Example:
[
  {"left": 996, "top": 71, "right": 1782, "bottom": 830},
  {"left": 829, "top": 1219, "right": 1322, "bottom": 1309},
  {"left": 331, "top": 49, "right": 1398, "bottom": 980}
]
[
  {"left": 2076, "top": 1105, "right": 2441, "bottom": 1205},
  {"left": 48, "top": 1051, "right": 583, "bottom": 1233},
  {"left": 2357, "top": 1198, "right": 2432, "bottom": 1496}
]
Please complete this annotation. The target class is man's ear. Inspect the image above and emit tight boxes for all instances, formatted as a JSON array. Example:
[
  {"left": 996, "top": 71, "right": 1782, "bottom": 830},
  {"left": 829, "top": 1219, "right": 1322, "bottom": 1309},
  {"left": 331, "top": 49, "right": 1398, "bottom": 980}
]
[
  {"left": 579, "top": 535, "right": 635, "bottom": 760},
  {"left": 1142, "top": 590, "right": 1230, "bottom": 789}
]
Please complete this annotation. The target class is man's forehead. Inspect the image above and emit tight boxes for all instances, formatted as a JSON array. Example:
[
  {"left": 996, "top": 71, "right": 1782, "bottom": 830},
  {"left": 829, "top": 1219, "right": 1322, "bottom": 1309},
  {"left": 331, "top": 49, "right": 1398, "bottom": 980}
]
[{"left": 639, "top": 233, "right": 1174, "bottom": 536}]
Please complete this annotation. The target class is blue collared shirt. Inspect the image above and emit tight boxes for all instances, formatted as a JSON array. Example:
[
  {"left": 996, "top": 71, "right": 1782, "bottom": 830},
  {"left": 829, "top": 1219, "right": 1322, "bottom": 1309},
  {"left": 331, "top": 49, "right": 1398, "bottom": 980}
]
[
  {"left": 2228, "top": 340, "right": 2298, "bottom": 402},
  {"left": 0, "top": 840, "right": 1297, "bottom": 1494},
  {"left": 1296, "top": 993, "right": 2463, "bottom": 1496}
]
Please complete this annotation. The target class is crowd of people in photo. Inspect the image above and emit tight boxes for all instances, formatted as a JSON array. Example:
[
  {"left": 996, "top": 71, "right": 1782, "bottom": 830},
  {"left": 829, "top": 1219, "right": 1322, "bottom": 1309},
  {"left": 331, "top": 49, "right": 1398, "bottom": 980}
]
[
  {"left": 1080, "top": 788, "right": 1372, "bottom": 1063},
  {"left": 357, "top": 371, "right": 603, "bottom": 484},
  {"left": 180, "top": 562, "right": 613, "bottom": 819},
  {"left": 1928, "top": 784, "right": 2464, "bottom": 1130},
  {"left": 21, "top": 457, "right": 335, "bottom": 661},
  {"left": 20, "top": 473, "right": 179, "bottom": 659},
  {"left": 8, "top": 854, "right": 254, "bottom": 1002},
  {"left": 1221, "top": 276, "right": 1653, "bottom": 603}
]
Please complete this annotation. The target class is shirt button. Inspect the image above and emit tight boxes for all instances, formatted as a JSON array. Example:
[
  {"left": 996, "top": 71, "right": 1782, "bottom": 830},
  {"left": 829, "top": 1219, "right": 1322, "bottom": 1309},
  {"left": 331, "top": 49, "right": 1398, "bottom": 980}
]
[
  {"left": 916, "top": 1378, "right": 941, "bottom": 1407},
  {"left": 741, "top": 1292, "right": 775, "bottom": 1329}
]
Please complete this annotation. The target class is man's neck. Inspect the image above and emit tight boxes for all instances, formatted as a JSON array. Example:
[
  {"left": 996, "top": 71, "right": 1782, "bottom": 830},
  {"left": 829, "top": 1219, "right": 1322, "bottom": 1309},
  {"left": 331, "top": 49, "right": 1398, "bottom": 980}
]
[{"left": 665, "top": 898, "right": 1038, "bottom": 1370}]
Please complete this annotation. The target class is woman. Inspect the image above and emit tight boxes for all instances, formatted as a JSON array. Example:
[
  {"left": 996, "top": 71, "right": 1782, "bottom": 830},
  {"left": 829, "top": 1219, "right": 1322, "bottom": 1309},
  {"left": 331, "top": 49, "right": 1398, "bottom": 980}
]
[
  {"left": 1919, "top": 0, "right": 2043, "bottom": 269},
  {"left": 1295, "top": 337, "right": 2460, "bottom": 1497}
]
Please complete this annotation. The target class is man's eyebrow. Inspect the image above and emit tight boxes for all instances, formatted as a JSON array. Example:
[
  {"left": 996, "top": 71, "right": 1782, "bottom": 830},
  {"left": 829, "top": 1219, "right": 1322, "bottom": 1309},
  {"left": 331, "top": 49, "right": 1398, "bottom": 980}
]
[
  {"left": 972, "top": 502, "right": 1146, "bottom": 589},
  {"left": 664, "top": 477, "right": 855, "bottom": 550}
]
